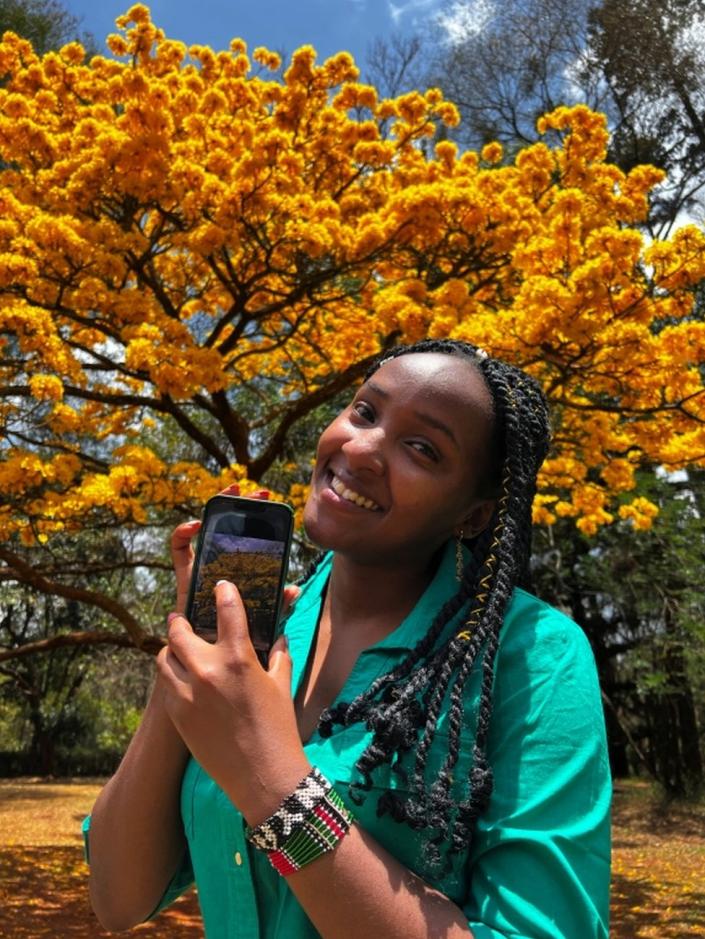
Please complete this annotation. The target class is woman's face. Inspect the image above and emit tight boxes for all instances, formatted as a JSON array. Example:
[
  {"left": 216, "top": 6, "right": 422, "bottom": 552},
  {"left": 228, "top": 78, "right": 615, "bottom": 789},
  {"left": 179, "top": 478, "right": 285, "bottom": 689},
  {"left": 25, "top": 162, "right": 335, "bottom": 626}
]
[{"left": 303, "top": 352, "right": 497, "bottom": 569}]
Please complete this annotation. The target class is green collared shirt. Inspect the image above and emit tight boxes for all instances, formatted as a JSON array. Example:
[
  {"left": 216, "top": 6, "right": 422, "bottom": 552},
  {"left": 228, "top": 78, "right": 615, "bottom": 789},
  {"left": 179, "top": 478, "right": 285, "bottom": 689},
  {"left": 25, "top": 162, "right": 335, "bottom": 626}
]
[{"left": 86, "top": 541, "right": 611, "bottom": 938}]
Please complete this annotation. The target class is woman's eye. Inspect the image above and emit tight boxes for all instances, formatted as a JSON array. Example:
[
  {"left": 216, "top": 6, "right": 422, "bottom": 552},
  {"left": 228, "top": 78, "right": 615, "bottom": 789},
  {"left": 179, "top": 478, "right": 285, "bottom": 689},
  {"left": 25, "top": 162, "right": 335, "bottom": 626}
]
[
  {"left": 409, "top": 440, "right": 439, "bottom": 462},
  {"left": 352, "top": 401, "right": 375, "bottom": 422}
]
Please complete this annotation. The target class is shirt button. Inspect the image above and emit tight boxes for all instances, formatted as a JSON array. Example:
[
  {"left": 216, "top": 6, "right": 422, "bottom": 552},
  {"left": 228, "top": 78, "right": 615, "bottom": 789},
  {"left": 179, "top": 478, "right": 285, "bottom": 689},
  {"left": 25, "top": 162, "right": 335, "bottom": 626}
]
[{"left": 234, "top": 851, "right": 243, "bottom": 867}]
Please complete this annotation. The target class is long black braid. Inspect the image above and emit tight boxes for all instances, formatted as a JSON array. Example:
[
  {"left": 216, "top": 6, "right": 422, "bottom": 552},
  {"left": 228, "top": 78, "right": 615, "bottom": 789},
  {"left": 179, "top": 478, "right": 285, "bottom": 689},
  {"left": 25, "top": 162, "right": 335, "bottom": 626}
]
[{"left": 313, "top": 339, "right": 551, "bottom": 866}]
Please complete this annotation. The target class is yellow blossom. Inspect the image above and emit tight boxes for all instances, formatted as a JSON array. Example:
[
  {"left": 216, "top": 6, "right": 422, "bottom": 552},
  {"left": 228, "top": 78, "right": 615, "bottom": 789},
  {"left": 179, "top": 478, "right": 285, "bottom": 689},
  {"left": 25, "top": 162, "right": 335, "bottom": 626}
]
[
  {"left": 0, "top": 8, "right": 701, "bottom": 547},
  {"left": 481, "top": 141, "right": 503, "bottom": 164},
  {"left": 618, "top": 497, "right": 660, "bottom": 531},
  {"left": 29, "top": 374, "right": 63, "bottom": 401}
]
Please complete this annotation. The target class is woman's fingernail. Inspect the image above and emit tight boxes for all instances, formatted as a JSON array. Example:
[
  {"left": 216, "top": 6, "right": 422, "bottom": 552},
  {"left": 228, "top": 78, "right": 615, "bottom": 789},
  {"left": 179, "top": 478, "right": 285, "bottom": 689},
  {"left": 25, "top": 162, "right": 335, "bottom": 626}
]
[
  {"left": 167, "top": 611, "right": 179, "bottom": 624},
  {"left": 215, "top": 580, "right": 236, "bottom": 602}
]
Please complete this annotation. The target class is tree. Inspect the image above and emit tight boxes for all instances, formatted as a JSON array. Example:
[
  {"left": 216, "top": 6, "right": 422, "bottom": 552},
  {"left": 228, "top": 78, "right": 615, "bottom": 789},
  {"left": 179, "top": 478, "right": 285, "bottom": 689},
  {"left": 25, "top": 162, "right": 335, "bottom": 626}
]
[
  {"left": 0, "top": 0, "right": 96, "bottom": 58},
  {"left": 428, "top": 0, "right": 705, "bottom": 233},
  {"left": 430, "top": 0, "right": 593, "bottom": 148},
  {"left": 0, "top": 580, "right": 155, "bottom": 773},
  {"left": 585, "top": 0, "right": 705, "bottom": 232},
  {"left": 0, "top": 5, "right": 704, "bottom": 657},
  {"left": 0, "top": 521, "right": 171, "bottom": 774},
  {"left": 0, "top": 586, "right": 99, "bottom": 773},
  {"left": 365, "top": 33, "right": 426, "bottom": 100},
  {"left": 533, "top": 468, "right": 705, "bottom": 795}
]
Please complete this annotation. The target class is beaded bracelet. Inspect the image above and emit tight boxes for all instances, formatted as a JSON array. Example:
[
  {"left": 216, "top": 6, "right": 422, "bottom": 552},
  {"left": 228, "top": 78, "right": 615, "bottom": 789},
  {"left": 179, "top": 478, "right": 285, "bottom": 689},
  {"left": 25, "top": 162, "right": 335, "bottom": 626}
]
[
  {"left": 267, "top": 786, "right": 353, "bottom": 877},
  {"left": 245, "top": 767, "right": 333, "bottom": 852},
  {"left": 244, "top": 767, "right": 354, "bottom": 876}
]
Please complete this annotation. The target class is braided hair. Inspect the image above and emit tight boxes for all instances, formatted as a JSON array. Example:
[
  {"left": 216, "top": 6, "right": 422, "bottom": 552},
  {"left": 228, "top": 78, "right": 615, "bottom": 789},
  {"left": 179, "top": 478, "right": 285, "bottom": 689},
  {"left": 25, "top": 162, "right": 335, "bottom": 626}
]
[{"left": 313, "top": 339, "right": 551, "bottom": 867}]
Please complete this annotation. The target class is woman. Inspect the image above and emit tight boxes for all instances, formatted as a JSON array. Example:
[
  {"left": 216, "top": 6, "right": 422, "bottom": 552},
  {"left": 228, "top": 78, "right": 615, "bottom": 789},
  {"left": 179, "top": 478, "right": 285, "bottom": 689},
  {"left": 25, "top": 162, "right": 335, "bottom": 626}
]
[{"left": 85, "top": 339, "right": 611, "bottom": 938}]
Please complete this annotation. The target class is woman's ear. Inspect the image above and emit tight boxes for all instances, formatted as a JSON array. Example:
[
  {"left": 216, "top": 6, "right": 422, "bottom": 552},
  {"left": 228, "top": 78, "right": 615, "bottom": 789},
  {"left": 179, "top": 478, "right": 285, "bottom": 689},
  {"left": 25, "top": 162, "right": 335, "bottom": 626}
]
[{"left": 459, "top": 498, "right": 496, "bottom": 539}]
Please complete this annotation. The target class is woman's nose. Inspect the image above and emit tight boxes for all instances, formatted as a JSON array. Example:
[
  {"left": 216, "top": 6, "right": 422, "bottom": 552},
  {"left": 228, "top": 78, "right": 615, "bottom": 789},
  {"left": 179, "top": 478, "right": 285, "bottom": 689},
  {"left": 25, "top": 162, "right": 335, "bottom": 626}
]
[{"left": 341, "top": 428, "right": 385, "bottom": 474}]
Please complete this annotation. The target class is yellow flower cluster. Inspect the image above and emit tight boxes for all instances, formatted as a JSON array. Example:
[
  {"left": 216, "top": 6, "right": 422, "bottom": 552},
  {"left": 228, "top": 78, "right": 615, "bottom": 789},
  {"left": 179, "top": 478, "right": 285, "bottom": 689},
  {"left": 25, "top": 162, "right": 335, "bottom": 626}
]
[
  {"left": 0, "top": 6, "right": 703, "bottom": 544},
  {"left": 618, "top": 497, "right": 660, "bottom": 532},
  {"left": 0, "top": 440, "right": 264, "bottom": 544},
  {"left": 28, "top": 374, "right": 63, "bottom": 401}
]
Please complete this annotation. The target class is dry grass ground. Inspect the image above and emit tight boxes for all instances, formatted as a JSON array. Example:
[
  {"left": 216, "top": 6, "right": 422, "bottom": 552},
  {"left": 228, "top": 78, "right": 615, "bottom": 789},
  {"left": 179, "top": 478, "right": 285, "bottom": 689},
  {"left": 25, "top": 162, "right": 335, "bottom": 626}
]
[
  {"left": 0, "top": 778, "right": 201, "bottom": 938},
  {"left": 610, "top": 779, "right": 705, "bottom": 938},
  {"left": 0, "top": 776, "right": 702, "bottom": 937}
]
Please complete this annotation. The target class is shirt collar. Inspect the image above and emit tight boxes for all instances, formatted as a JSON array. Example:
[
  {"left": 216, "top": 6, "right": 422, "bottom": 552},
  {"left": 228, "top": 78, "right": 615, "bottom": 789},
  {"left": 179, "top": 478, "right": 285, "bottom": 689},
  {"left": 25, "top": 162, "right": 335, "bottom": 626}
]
[{"left": 284, "top": 539, "right": 463, "bottom": 694}]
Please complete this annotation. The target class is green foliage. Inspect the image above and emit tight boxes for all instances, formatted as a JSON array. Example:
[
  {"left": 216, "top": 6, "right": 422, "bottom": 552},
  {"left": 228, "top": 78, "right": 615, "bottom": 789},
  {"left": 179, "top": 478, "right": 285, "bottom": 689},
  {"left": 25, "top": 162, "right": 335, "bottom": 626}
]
[
  {"left": 0, "top": 681, "right": 24, "bottom": 750},
  {"left": 75, "top": 646, "right": 153, "bottom": 754},
  {"left": 533, "top": 467, "right": 705, "bottom": 795},
  {"left": 0, "top": 539, "right": 159, "bottom": 773},
  {"left": 0, "top": 0, "right": 97, "bottom": 56}
]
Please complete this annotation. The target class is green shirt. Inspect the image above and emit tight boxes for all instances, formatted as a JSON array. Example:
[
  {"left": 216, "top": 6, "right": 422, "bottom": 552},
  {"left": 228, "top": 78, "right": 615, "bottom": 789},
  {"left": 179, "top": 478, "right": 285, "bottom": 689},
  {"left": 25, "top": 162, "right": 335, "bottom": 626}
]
[{"left": 87, "top": 541, "right": 611, "bottom": 938}]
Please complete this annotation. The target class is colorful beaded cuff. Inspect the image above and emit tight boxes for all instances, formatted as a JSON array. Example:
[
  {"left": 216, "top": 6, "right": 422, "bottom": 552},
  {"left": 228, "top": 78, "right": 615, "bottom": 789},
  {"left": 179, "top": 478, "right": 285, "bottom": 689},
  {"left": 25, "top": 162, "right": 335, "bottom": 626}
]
[
  {"left": 245, "top": 767, "right": 332, "bottom": 852},
  {"left": 267, "top": 787, "right": 354, "bottom": 877}
]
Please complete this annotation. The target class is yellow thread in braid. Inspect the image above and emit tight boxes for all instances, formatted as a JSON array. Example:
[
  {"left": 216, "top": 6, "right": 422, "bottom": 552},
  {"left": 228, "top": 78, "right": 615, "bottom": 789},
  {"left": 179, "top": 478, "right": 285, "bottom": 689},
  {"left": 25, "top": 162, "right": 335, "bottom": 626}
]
[{"left": 456, "top": 470, "right": 511, "bottom": 641}]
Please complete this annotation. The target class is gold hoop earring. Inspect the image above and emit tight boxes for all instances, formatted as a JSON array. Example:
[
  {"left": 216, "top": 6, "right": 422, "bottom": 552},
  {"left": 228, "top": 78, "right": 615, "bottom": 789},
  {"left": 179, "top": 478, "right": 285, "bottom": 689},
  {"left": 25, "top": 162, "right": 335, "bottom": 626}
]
[{"left": 455, "top": 531, "right": 464, "bottom": 582}]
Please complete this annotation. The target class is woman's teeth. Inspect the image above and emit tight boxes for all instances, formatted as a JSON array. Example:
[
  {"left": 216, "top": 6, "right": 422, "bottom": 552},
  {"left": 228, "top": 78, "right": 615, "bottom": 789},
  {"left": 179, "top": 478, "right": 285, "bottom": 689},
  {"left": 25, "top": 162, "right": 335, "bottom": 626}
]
[{"left": 330, "top": 475, "right": 380, "bottom": 511}]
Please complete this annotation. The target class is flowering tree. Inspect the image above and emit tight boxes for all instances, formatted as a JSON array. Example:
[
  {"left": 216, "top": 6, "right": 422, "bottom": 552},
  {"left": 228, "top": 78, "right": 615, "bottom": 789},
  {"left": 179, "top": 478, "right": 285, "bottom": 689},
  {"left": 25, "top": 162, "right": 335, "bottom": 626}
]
[{"left": 1, "top": 5, "right": 704, "bottom": 652}]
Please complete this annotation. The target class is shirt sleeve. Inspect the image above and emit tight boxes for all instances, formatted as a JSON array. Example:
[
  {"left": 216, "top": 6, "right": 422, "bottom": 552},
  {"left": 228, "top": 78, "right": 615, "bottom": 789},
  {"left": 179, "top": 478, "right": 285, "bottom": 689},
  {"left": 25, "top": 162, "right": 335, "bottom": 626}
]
[
  {"left": 462, "top": 598, "right": 611, "bottom": 939},
  {"left": 82, "top": 814, "right": 195, "bottom": 920}
]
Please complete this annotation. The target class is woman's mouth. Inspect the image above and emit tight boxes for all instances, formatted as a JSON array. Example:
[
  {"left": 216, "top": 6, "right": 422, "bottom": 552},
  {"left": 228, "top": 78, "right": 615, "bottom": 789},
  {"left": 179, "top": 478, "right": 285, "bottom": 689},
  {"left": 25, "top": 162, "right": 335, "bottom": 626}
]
[{"left": 329, "top": 473, "right": 381, "bottom": 511}]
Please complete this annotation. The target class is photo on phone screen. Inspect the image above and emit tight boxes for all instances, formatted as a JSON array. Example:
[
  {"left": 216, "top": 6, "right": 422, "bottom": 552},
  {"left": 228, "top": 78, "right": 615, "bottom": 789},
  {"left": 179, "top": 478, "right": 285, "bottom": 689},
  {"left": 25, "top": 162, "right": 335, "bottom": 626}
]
[{"left": 186, "top": 496, "right": 293, "bottom": 660}]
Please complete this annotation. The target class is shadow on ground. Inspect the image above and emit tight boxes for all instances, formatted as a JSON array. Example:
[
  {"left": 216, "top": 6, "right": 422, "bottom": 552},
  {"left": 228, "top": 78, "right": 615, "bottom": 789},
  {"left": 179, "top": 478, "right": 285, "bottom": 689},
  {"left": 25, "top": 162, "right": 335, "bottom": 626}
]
[
  {"left": 0, "top": 845, "right": 202, "bottom": 938},
  {"left": 610, "top": 871, "right": 705, "bottom": 938},
  {"left": 610, "top": 781, "right": 705, "bottom": 939},
  {"left": 1, "top": 779, "right": 703, "bottom": 938}
]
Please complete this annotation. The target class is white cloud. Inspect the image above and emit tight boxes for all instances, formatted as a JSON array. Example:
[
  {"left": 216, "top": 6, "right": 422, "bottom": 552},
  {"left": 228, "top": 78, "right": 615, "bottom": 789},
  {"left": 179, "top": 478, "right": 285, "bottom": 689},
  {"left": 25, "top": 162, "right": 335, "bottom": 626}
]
[
  {"left": 436, "top": 0, "right": 494, "bottom": 45},
  {"left": 388, "top": 0, "right": 441, "bottom": 27}
]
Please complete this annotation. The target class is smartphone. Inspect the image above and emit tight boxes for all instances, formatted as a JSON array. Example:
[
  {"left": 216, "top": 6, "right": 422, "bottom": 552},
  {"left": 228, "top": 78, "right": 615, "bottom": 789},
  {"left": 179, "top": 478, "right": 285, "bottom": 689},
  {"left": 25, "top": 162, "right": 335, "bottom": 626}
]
[{"left": 185, "top": 495, "right": 294, "bottom": 664}]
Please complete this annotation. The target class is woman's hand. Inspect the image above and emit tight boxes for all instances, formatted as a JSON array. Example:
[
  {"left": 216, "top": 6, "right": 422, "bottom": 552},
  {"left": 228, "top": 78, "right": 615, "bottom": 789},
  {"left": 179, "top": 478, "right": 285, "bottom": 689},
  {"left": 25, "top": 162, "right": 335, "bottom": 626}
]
[
  {"left": 156, "top": 580, "right": 311, "bottom": 826},
  {"left": 171, "top": 483, "right": 270, "bottom": 613}
]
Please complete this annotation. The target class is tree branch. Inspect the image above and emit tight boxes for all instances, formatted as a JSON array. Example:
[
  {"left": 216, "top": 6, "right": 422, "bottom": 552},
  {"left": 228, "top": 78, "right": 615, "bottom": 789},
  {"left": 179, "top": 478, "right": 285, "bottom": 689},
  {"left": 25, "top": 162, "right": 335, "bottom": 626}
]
[
  {"left": 0, "top": 630, "right": 163, "bottom": 662},
  {"left": 248, "top": 332, "right": 401, "bottom": 479},
  {"left": 0, "top": 547, "right": 153, "bottom": 650}
]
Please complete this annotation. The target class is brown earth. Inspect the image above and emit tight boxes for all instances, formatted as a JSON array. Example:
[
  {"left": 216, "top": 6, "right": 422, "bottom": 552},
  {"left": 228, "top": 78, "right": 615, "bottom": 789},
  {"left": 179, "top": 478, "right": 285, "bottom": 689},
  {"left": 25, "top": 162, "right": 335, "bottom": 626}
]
[
  {"left": 0, "top": 777, "right": 702, "bottom": 937},
  {"left": 610, "top": 779, "right": 705, "bottom": 938},
  {"left": 0, "top": 778, "right": 200, "bottom": 938}
]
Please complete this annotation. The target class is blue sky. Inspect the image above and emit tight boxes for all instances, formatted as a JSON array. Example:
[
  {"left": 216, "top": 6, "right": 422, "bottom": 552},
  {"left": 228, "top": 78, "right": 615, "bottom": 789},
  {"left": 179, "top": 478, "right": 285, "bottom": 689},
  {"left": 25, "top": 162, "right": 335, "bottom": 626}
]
[{"left": 64, "top": 0, "right": 452, "bottom": 69}]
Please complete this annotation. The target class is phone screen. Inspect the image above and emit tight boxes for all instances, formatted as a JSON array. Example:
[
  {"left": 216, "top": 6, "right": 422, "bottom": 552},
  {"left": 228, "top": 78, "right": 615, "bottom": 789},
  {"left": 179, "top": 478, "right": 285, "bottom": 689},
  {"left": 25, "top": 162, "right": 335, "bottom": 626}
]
[{"left": 186, "top": 496, "right": 293, "bottom": 659}]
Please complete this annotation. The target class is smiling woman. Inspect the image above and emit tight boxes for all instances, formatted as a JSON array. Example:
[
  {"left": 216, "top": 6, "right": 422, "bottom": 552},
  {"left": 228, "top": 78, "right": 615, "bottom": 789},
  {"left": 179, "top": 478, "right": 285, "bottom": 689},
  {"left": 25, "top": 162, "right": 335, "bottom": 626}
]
[{"left": 84, "top": 339, "right": 611, "bottom": 939}]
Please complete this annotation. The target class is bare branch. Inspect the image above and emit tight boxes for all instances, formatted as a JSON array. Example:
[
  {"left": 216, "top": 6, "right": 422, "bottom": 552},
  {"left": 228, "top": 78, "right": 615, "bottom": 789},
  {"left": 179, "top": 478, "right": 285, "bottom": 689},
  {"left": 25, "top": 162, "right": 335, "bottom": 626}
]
[
  {"left": 0, "top": 547, "right": 151, "bottom": 650},
  {"left": 0, "top": 630, "right": 163, "bottom": 662}
]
